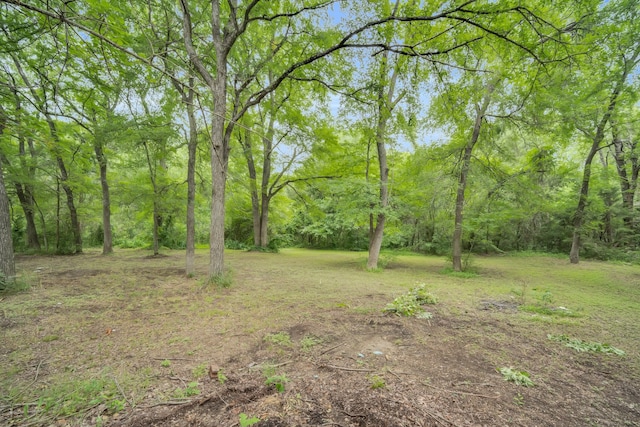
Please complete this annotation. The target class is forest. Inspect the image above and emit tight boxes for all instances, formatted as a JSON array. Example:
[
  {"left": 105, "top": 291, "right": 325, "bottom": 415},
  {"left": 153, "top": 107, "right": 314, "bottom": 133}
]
[
  {"left": 2, "top": 2, "right": 640, "bottom": 426},
  {"left": 1, "top": 0, "right": 640, "bottom": 282}
]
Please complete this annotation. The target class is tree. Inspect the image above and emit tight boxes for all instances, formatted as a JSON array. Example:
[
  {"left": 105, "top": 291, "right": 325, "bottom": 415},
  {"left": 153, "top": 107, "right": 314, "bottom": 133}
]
[
  {"left": 566, "top": 1, "right": 640, "bottom": 263},
  {"left": 0, "top": 110, "right": 16, "bottom": 281}
]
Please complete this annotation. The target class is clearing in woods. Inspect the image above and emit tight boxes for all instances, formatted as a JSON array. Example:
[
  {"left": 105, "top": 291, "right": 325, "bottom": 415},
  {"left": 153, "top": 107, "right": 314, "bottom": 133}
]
[{"left": 1, "top": 248, "right": 639, "bottom": 426}]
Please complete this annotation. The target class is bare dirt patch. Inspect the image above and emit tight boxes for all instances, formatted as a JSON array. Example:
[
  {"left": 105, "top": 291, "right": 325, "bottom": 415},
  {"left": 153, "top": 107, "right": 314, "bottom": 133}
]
[{"left": 2, "top": 249, "right": 639, "bottom": 426}]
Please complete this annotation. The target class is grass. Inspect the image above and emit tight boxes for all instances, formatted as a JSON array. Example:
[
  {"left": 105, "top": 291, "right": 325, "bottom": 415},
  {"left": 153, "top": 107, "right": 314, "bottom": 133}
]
[{"left": 2, "top": 248, "right": 639, "bottom": 424}]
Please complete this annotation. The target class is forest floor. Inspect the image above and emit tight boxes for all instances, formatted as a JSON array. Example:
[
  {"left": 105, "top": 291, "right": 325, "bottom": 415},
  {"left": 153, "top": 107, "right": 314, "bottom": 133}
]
[{"left": 1, "top": 248, "right": 639, "bottom": 426}]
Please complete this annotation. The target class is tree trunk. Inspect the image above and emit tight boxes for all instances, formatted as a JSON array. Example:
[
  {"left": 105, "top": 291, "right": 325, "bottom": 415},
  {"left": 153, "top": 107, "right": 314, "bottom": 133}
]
[
  {"left": 611, "top": 121, "right": 638, "bottom": 232},
  {"left": 143, "top": 142, "right": 160, "bottom": 256},
  {"left": 152, "top": 204, "right": 160, "bottom": 256},
  {"left": 94, "top": 140, "right": 112, "bottom": 254},
  {"left": 569, "top": 53, "right": 634, "bottom": 263},
  {"left": 366, "top": 38, "right": 401, "bottom": 270},
  {"left": 185, "top": 84, "right": 197, "bottom": 275},
  {"left": 569, "top": 145, "right": 599, "bottom": 263},
  {"left": 0, "top": 157, "right": 15, "bottom": 282},
  {"left": 0, "top": 120, "right": 16, "bottom": 282},
  {"left": 367, "top": 131, "right": 389, "bottom": 269},
  {"left": 1, "top": 145, "right": 40, "bottom": 250},
  {"left": 15, "top": 184, "right": 40, "bottom": 250},
  {"left": 259, "top": 196, "right": 270, "bottom": 247},
  {"left": 259, "top": 125, "right": 274, "bottom": 247},
  {"left": 452, "top": 82, "right": 497, "bottom": 272},
  {"left": 2, "top": 84, "right": 40, "bottom": 250},
  {"left": 56, "top": 155, "right": 82, "bottom": 254},
  {"left": 12, "top": 132, "right": 40, "bottom": 250},
  {"left": 208, "top": 65, "right": 230, "bottom": 277},
  {"left": 240, "top": 124, "right": 261, "bottom": 247}
]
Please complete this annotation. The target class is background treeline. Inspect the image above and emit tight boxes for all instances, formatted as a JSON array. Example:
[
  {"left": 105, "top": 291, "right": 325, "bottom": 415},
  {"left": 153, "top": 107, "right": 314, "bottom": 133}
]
[{"left": 1, "top": 0, "right": 639, "bottom": 278}]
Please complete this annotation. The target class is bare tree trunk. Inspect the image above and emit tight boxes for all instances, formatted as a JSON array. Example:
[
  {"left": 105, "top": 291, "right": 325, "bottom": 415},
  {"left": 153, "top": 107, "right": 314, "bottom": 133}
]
[
  {"left": 56, "top": 155, "right": 82, "bottom": 254},
  {"left": 239, "top": 123, "right": 261, "bottom": 247},
  {"left": 185, "top": 84, "right": 197, "bottom": 275},
  {"left": 259, "top": 196, "right": 270, "bottom": 247},
  {"left": 570, "top": 145, "right": 599, "bottom": 263},
  {"left": 143, "top": 142, "right": 160, "bottom": 256},
  {"left": 152, "top": 205, "right": 160, "bottom": 256},
  {"left": 367, "top": 130, "right": 389, "bottom": 269},
  {"left": 14, "top": 183, "right": 39, "bottom": 250},
  {"left": 259, "top": 122, "right": 274, "bottom": 247},
  {"left": 0, "top": 157, "right": 15, "bottom": 282},
  {"left": 0, "top": 121, "right": 16, "bottom": 282},
  {"left": 208, "top": 67, "right": 230, "bottom": 277},
  {"left": 452, "top": 81, "right": 497, "bottom": 272},
  {"left": 94, "top": 140, "right": 112, "bottom": 254}
]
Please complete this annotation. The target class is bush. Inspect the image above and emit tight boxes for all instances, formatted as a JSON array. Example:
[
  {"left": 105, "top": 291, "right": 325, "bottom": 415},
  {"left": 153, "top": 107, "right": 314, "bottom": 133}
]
[{"left": 383, "top": 283, "right": 437, "bottom": 317}]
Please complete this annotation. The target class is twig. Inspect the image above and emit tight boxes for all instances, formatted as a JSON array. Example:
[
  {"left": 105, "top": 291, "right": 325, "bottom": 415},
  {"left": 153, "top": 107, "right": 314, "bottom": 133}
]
[
  {"left": 152, "top": 357, "right": 194, "bottom": 361},
  {"left": 250, "top": 360, "right": 292, "bottom": 370},
  {"left": 169, "top": 376, "right": 188, "bottom": 387},
  {"left": 272, "top": 360, "right": 292, "bottom": 368},
  {"left": 386, "top": 368, "right": 402, "bottom": 380},
  {"left": 138, "top": 399, "right": 195, "bottom": 408},
  {"left": 424, "top": 383, "right": 499, "bottom": 399},
  {"left": 423, "top": 409, "right": 456, "bottom": 426},
  {"left": 321, "top": 364, "right": 373, "bottom": 372},
  {"left": 341, "top": 409, "right": 366, "bottom": 418},
  {"left": 319, "top": 342, "right": 344, "bottom": 356},
  {"left": 112, "top": 375, "right": 132, "bottom": 408}
]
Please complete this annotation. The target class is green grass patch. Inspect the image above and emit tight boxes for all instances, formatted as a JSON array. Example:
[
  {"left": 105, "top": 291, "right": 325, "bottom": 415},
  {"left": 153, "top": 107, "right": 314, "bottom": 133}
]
[
  {"left": 300, "top": 335, "right": 323, "bottom": 351},
  {"left": 519, "top": 305, "right": 581, "bottom": 317},
  {"left": 38, "top": 375, "right": 127, "bottom": 418},
  {"left": 548, "top": 334, "right": 625, "bottom": 355},
  {"left": 264, "top": 332, "right": 293, "bottom": 347},
  {"left": 440, "top": 267, "right": 479, "bottom": 278},
  {"left": 499, "top": 367, "right": 534, "bottom": 387}
]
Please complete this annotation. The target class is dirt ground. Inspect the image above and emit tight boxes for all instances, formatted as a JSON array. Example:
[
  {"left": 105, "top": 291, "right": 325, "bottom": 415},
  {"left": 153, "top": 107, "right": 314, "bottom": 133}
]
[{"left": 2, "top": 249, "right": 639, "bottom": 427}]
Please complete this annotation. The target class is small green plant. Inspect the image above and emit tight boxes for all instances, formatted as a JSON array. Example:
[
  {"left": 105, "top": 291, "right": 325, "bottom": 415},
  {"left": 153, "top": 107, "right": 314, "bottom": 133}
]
[
  {"left": 264, "top": 331, "right": 293, "bottom": 347},
  {"left": 499, "top": 367, "right": 534, "bottom": 387},
  {"left": 513, "top": 393, "right": 525, "bottom": 406},
  {"left": 547, "top": 334, "right": 625, "bottom": 355},
  {"left": 42, "top": 335, "right": 60, "bottom": 342},
  {"left": 263, "top": 365, "right": 288, "bottom": 393},
  {"left": 540, "top": 290, "right": 554, "bottom": 305},
  {"left": 217, "top": 369, "right": 228, "bottom": 384},
  {"left": 368, "top": 374, "right": 386, "bottom": 389},
  {"left": 0, "top": 272, "right": 31, "bottom": 295},
  {"left": 239, "top": 413, "right": 261, "bottom": 427},
  {"left": 192, "top": 364, "right": 207, "bottom": 379},
  {"left": 202, "top": 270, "right": 233, "bottom": 289},
  {"left": 37, "top": 376, "right": 126, "bottom": 417},
  {"left": 173, "top": 381, "right": 200, "bottom": 398},
  {"left": 383, "top": 284, "right": 437, "bottom": 317},
  {"left": 160, "top": 359, "right": 171, "bottom": 368},
  {"left": 300, "top": 335, "right": 323, "bottom": 351},
  {"left": 511, "top": 282, "right": 528, "bottom": 305}
]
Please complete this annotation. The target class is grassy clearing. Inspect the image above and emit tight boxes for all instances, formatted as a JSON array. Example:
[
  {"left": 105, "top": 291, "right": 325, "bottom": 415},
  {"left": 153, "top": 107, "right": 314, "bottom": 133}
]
[{"left": 1, "top": 248, "right": 639, "bottom": 425}]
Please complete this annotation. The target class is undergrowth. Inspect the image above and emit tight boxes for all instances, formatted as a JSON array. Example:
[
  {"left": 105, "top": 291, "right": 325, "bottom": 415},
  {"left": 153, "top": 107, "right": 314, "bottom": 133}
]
[
  {"left": 547, "top": 334, "right": 625, "bottom": 355},
  {"left": 383, "top": 283, "right": 437, "bottom": 317}
]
